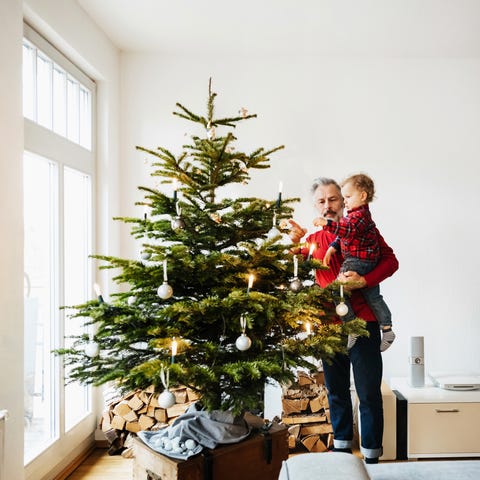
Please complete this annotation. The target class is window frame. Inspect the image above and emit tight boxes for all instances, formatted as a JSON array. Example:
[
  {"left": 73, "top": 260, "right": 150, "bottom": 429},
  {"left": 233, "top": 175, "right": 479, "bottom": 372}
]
[{"left": 23, "top": 21, "right": 97, "bottom": 470}]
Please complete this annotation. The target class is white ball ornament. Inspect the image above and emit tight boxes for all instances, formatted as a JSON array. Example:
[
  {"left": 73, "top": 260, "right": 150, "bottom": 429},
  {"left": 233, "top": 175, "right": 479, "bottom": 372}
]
[
  {"left": 158, "top": 390, "right": 176, "bottom": 409},
  {"left": 157, "top": 282, "right": 173, "bottom": 300},
  {"left": 336, "top": 302, "right": 349, "bottom": 317},
  {"left": 235, "top": 333, "right": 252, "bottom": 351},
  {"left": 141, "top": 251, "right": 151, "bottom": 261},
  {"left": 127, "top": 295, "right": 136, "bottom": 305},
  {"left": 267, "top": 226, "right": 281, "bottom": 240},
  {"left": 171, "top": 216, "right": 186, "bottom": 230},
  {"left": 289, "top": 277, "right": 303, "bottom": 292},
  {"left": 84, "top": 342, "right": 99, "bottom": 358}
]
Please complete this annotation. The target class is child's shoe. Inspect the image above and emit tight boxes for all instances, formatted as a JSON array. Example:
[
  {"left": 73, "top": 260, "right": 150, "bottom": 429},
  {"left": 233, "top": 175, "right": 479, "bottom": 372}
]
[{"left": 380, "top": 327, "right": 396, "bottom": 352}]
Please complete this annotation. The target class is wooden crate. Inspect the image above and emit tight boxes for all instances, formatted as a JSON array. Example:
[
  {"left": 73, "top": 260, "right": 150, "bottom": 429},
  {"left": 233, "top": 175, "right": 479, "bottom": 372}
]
[{"left": 133, "top": 420, "right": 288, "bottom": 480}]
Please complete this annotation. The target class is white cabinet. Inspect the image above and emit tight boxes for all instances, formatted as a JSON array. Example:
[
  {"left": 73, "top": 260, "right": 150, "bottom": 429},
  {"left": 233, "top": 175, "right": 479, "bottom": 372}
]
[{"left": 390, "top": 377, "right": 480, "bottom": 458}]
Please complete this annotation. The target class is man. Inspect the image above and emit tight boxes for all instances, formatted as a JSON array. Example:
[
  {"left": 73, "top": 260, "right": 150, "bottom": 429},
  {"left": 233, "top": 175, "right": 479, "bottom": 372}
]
[{"left": 289, "top": 177, "right": 398, "bottom": 463}]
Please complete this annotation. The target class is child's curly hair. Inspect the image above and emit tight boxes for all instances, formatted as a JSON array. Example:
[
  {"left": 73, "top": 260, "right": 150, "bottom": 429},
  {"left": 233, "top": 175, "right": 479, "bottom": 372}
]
[{"left": 341, "top": 173, "right": 375, "bottom": 203}]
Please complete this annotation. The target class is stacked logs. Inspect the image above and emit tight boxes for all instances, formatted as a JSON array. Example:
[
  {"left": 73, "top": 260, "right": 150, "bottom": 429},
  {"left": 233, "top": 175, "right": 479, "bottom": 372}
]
[
  {"left": 100, "top": 386, "right": 199, "bottom": 454},
  {"left": 281, "top": 370, "right": 333, "bottom": 453}
]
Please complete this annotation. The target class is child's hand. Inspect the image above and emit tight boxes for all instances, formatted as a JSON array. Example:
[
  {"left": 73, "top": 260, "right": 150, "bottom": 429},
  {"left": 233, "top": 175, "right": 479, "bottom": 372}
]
[
  {"left": 313, "top": 216, "right": 327, "bottom": 227},
  {"left": 323, "top": 246, "right": 336, "bottom": 266}
]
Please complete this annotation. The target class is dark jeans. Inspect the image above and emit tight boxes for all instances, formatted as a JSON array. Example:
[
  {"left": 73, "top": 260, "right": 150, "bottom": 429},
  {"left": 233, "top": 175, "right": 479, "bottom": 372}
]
[
  {"left": 340, "top": 256, "right": 392, "bottom": 328},
  {"left": 322, "top": 321, "right": 383, "bottom": 459}
]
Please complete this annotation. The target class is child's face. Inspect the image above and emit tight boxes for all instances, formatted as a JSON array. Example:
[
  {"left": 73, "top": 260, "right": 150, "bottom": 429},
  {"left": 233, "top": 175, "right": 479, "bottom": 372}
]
[{"left": 341, "top": 182, "right": 368, "bottom": 211}]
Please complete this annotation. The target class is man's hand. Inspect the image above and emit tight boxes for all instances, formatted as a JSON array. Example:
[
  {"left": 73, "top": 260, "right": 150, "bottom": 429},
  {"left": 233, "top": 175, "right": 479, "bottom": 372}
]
[
  {"left": 338, "top": 271, "right": 367, "bottom": 290},
  {"left": 288, "top": 219, "right": 308, "bottom": 243}
]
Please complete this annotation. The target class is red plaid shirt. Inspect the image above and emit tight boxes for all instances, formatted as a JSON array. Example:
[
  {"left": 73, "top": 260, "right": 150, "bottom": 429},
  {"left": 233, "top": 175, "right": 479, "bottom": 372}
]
[{"left": 323, "top": 205, "right": 380, "bottom": 262}]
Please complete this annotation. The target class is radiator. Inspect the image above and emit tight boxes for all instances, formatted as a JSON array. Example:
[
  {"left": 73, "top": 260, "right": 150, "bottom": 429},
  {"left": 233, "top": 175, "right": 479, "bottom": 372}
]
[{"left": 0, "top": 410, "right": 7, "bottom": 480}]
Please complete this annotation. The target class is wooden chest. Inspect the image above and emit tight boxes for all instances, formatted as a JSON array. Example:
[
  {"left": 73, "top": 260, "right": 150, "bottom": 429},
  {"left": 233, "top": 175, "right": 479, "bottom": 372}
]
[{"left": 133, "top": 420, "right": 288, "bottom": 480}]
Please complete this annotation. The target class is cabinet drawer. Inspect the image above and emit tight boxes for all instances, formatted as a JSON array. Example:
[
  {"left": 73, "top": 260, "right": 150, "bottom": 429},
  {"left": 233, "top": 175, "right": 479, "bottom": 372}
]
[{"left": 408, "top": 403, "right": 480, "bottom": 455}]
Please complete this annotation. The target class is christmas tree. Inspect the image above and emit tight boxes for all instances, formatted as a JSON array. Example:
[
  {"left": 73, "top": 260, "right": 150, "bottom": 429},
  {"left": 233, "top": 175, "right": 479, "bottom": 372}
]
[{"left": 58, "top": 80, "right": 365, "bottom": 416}]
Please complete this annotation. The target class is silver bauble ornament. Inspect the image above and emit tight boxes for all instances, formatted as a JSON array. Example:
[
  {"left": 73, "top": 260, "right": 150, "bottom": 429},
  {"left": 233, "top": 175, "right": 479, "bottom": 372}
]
[
  {"left": 141, "top": 251, "right": 151, "bottom": 261},
  {"left": 157, "top": 282, "right": 173, "bottom": 300},
  {"left": 158, "top": 390, "right": 176, "bottom": 409},
  {"left": 84, "top": 342, "right": 99, "bottom": 358},
  {"left": 336, "top": 302, "right": 349, "bottom": 317},
  {"left": 289, "top": 277, "right": 303, "bottom": 292},
  {"left": 171, "top": 216, "right": 186, "bottom": 230},
  {"left": 267, "top": 226, "right": 281, "bottom": 240},
  {"left": 235, "top": 333, "right": 252, "bottom": 351}
]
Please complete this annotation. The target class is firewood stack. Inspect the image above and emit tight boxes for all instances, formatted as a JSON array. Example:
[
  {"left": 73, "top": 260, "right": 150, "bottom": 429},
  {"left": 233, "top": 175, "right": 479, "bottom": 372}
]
[
  {"left": 281, "top": 370, "right": 333, "bottom": 453},
  {"left": 100, "top": 385, "right": 200, "bottom": 455}
]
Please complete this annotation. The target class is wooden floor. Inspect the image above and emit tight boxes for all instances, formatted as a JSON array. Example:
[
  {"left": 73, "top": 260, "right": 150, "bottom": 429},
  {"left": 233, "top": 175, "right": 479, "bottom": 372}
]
[{"left": 66, "top": 449, "right": 132, "bottom": 480}]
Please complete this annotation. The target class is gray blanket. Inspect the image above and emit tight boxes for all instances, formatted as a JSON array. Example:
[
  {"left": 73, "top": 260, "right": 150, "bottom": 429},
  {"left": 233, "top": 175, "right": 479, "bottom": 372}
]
[{"left": 137, "top": 403, "right": 251, "bottom": 460}]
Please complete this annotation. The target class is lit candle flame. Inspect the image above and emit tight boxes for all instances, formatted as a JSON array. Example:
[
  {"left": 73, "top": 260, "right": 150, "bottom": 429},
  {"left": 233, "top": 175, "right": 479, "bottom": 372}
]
[
  {"left": 246, "top": 274, "right": 255, "bottom": 296},
  {"left": 307, "top": 243, "right": 315, "bottom": 260}
]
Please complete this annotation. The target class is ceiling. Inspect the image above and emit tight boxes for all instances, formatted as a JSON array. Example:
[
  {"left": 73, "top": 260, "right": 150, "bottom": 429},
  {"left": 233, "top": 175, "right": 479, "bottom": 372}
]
[{"left": 77, "top": 0, "right": 480, "bottom": 56}]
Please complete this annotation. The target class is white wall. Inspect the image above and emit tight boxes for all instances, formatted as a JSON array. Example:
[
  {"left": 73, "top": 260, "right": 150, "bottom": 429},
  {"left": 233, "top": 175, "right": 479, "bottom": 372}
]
[
  {"left": 0, "top": 1, "right": 120, "bottom": 478},
  {"left": 0, "top": 1, "right": 25, "bottom": 478},
  {"left": 119, "top": 51, "right": 480, "bottom": 384}
]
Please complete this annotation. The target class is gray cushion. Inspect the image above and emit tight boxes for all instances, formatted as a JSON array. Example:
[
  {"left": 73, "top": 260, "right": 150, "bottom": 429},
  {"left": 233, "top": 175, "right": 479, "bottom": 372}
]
[{"left": 278, "top": 452, "right": 370, "bottom": 480}]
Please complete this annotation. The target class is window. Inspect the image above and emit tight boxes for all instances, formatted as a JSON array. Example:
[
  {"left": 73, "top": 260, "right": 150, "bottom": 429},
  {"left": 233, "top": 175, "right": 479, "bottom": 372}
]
[
  {"left": 23, "top": 23, "right": 95, "bottom": 465},
  {"left": 22, "top": 34, "right": 92, "bottom": 150}
]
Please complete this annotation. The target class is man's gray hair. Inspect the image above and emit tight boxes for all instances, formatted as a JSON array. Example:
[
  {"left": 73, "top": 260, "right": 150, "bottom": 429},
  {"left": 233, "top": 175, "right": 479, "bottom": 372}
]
[{"left": 311, "top": 177, "right": 341, "bottom": 194}]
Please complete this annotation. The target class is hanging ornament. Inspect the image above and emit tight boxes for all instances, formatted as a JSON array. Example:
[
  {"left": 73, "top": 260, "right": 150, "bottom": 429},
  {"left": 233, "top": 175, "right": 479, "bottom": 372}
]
[
  {"left": 141, "top": 251, "right": 152, "bottom": 261},
  {"left": 84, "top": 342, "right": 99, "bottom": 358},
  {"left": 158, "top": 390, "right": 176, "bottom": 409},
  {"left": 158, "top": 282, "right": 173, "bottom": 300},
  {"left": 336, "top": 302, "right": 349, "bottom": 316},
  {"left": 289, "top": 277, "right": 303, "bottom": 292},
  {"left": 171, "top": 202, "right": 185, "bottom": 230},
  {"left": 158, "top": 259, "right": 173, "bottom": 299},
  {"left": 235, "top": 314, "right": 252, "bottom": 351},
  {"left": 127, "top": 295, "right": 136, "bottom": 305},
  {"left": 236, "top": 333, "right": 252, "bottom": 351},
  {"left": 267, "top": 211, "right": 281, "bottom": 240},
  {"left": 158, "top": 368, "right": 176, "bottom": 409},
  {"left": 336, "top": 284, "right": 349, "bottom": 316},
  {"left": 289, "top": 255, "right": 303, "bottom": 292}
]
